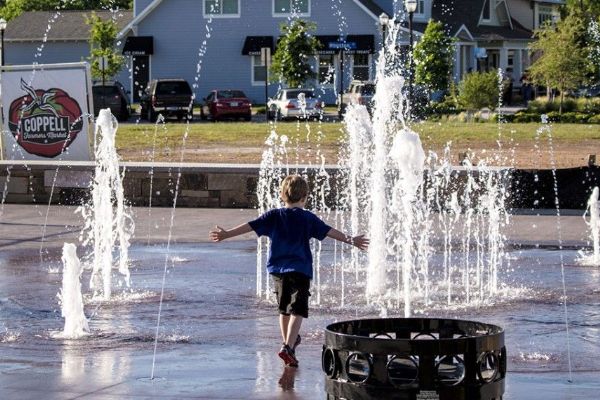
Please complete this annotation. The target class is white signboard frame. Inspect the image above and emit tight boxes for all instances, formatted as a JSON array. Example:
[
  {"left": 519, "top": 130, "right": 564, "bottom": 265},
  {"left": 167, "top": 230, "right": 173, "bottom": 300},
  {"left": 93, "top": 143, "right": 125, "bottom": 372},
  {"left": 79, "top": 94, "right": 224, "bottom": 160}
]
[{"left": 0, "top": 62, "right": 94, "bottom": 161}]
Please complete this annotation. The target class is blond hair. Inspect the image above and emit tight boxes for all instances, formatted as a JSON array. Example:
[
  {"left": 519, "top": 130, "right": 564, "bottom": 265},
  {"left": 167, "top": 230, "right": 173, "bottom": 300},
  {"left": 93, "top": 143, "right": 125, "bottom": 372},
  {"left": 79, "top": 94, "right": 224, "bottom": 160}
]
[{"left": 280, "top": 175, "right": 309, "bottom": 204}]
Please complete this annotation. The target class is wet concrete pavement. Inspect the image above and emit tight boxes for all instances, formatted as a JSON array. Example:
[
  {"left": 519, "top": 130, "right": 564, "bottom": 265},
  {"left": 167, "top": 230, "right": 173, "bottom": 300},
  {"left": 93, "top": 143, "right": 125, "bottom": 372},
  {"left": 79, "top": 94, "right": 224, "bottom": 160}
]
[{"left": 0, "top": 204, "right": 598, "bottom": 399}]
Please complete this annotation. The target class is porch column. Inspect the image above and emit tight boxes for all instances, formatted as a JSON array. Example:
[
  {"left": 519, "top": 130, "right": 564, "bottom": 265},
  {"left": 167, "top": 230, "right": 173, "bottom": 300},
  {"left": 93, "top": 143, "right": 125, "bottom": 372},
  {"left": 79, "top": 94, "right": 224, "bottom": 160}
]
[
  {"left": 499, "top": 47, "right": 508, "bottom": 73},
  {"left": 453, "top": 44, "right": 461, "bottom": 82},
  {"left": 513, "top": 49, "right": 522, "bottom": 84}
]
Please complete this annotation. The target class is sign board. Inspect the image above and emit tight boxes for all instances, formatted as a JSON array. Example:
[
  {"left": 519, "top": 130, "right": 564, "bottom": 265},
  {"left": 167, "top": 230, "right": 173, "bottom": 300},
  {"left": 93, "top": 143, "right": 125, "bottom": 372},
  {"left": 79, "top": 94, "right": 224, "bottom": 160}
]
[
  {"left": 260, "top": 47, "right": 271, "bottom": 66},
  {"left": 328, "top": 41, "right": 357, "bottom": 50},
  {"left": 98, "top": 56, "right": 109, "bottom": 71},
  {"left": 0, "top": 62, "right": 93, "bottom": 161}
]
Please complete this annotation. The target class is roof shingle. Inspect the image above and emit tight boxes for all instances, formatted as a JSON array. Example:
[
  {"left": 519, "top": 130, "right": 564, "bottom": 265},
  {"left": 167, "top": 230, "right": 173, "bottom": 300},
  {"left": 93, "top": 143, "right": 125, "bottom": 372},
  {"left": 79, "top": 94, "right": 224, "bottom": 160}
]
[{"left": 5, "top": 10, "right": 133, "bottom": 42}]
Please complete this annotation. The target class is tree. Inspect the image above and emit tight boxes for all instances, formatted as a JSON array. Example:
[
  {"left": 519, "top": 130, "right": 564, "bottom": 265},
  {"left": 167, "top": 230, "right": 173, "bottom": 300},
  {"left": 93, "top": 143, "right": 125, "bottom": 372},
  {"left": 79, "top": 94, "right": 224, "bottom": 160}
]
[
  {"left": 87, "top": 11, "right": 124, "bottom": 81},
  {"left": 412, "top": 19, "right": 454, "bottom": 96},
  {"left": 528, "top": 13, "right": 589, "bottom": 113},
  {"left": 564, "top": 3, "right": 600, "bottom": 84},
  {"left": 565, "top": 0, "right": 600, "bottom": 19},
  {"left": 458, "top": 71, "right": 499, "bottom": 111},
  {"left": 270, "top": 19, "right": 320, "bottom": 88},
  {"left": 0, "top": 0, "right": 132, "bottom": 21}
]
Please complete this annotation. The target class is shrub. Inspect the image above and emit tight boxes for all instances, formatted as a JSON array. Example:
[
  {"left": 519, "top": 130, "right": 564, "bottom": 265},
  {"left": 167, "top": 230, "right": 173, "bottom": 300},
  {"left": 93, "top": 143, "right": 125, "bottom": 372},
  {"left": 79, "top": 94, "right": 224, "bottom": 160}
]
[
  {"left": 425, "top": 100, "right": 463, "bottom": 117},
  {"left": 458, "top": 71, "right": 499, "bottom": 111},
  {"left": 588, "top": 114, "right": 600, "bottom": 124},
  {"left": 559, "top": 112, "right": 587, "bottom": 123},
  {"left": 513, "top": 112, "right": 541, "bottom": 123},
  {"left": 576, "top": 98, "right": 600, "bottom": 114},
  {"left": 544, "top": 111, "right": 590, "bottom": 123},
  {"left": 527, "top": 100, "right": 547, "bottom": 113}
]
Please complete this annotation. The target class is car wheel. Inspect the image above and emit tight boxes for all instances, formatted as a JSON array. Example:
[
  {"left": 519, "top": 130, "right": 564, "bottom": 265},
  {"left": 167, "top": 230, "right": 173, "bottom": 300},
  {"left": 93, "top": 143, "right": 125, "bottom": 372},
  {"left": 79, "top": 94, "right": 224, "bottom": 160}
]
[
  {"left": 243, "top": 114, "right": 251, "bottom": 122},
  {"left": 200, "top": 110, "right": 207, "bottom": 121},
  {"left": 338, "top": 104, "right": 346, "bottom": 120},
  {"left": 147, "top": 108, "right": 157, "bottom": 122},
  {"left": 118, "top": 107, "right": 129, "bottom": 122}
]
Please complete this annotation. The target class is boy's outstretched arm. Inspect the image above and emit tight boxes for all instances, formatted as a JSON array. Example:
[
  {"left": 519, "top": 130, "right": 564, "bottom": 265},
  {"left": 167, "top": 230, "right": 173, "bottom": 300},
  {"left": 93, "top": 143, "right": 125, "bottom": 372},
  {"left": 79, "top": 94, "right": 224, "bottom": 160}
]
[
  {"left": 209, "top": 223, "right": 253, "bottom": 242},
  {"left": 326, "top": 228, "right": 369, "bottom": 250}
]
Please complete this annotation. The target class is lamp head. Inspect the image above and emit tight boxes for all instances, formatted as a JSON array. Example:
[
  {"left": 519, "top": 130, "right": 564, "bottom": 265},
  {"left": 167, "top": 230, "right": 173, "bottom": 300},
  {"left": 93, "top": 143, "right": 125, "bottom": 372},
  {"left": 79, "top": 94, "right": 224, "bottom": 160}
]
[
  {"left": 0, "top": 18, "right": 7, "bottom": 31},
  {"left": 379, "top": 12, "right": 390, "bottom": 27},
  {"left": 405, "top": 0, "right": 418, "bottom": 13}
]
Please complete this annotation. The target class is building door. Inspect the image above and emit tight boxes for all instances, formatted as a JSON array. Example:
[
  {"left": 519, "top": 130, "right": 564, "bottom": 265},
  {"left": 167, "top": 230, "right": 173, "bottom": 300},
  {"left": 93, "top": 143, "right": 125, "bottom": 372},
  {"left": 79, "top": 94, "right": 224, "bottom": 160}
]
[{"left": 132, "top": 56, "right": 150, "bottom": 102}]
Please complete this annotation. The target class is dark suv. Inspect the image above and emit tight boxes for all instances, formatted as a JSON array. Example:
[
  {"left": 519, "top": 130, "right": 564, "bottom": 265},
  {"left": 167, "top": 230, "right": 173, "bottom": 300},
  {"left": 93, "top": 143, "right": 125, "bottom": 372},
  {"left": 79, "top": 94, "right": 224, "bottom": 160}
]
[
  {"left": 92, "top": 81, "right": 130, "bottom": 122},
  {"left": 140, "top": 79, "right": 193, "bottom": 122}
]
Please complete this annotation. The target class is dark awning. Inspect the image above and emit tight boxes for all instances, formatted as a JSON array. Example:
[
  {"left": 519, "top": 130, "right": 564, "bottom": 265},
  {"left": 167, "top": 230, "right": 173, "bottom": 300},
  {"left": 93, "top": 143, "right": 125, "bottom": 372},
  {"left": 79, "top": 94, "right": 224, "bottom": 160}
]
[
  {"left": 242, "top": 36, "right": 273, "bottom": 56},
  {"left": 345, "top": 35, "right": 374, "bottom": 54},
  {"left": 122, "top": 36, "right": 153, "bottom": 56}
]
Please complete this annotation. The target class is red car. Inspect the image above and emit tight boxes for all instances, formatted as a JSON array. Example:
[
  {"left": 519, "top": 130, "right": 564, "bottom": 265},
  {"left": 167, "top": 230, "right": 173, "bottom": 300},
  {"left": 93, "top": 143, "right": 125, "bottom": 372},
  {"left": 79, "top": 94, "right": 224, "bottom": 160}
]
[{"left": 200, "top": 89, "right": 252, "bottom": 121}]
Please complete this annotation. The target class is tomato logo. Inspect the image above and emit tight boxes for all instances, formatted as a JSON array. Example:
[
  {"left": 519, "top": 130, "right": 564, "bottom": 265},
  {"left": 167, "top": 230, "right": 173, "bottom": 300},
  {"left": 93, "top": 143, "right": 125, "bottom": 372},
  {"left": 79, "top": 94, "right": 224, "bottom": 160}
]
[{"left": 8, "top": 79, "right": 83, "bottom": 158}]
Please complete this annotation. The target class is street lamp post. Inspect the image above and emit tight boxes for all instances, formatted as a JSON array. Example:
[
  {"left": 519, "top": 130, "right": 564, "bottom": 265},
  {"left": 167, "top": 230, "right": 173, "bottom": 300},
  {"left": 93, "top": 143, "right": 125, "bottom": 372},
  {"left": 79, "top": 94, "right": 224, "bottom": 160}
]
[
  {"left": 0, "top": 18, "right": 7, "bottom": 67},
  {"left": 405, "top": 0, "right": 417, "bottom": 119},
  {"left": 379, "top": 13, "right": 390, "bottom": 49}
]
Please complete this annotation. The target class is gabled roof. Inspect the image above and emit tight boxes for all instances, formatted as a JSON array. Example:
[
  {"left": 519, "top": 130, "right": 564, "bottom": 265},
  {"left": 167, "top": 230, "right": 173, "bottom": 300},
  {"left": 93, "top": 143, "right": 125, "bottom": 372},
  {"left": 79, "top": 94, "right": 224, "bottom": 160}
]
[
  {"left": 354, "top": 0, "right": 386, "bottom": 20},
  {"left": 5, "top": 10, "right": 133, "bottom": 42},
  {"left": 431, "top": 0, "right": 532, "bottom": 41}
]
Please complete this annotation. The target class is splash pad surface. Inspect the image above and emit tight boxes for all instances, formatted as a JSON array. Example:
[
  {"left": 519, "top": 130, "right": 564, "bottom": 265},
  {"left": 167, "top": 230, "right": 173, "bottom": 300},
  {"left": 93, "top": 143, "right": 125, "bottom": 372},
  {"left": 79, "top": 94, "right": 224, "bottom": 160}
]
[{"left": 0, "top": 204, "right": 599, "bottom": 399}]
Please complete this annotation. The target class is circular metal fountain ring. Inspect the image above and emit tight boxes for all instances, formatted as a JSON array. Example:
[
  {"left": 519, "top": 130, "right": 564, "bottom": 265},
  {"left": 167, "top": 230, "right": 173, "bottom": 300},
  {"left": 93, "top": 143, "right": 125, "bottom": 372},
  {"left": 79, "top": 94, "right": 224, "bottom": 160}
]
[{"left": 322, "top": 318, "right": 505, "bottom": 400}]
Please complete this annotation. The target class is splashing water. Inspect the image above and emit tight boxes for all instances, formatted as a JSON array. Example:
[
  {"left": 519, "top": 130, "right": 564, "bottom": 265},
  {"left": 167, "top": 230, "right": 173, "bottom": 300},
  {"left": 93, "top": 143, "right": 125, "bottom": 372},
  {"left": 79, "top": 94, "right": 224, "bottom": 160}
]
[
  {"left": 56, "top": 243, "right": 89, "bottom": 338},
  {"left": 78, "top": 109, "right": 134, "bottom": 300},
  {"left": 256, "top": 21, "right": 510, "bottom": 316},
  {"left": 577, "top": 187, "right": 600, "bottom": 266}
]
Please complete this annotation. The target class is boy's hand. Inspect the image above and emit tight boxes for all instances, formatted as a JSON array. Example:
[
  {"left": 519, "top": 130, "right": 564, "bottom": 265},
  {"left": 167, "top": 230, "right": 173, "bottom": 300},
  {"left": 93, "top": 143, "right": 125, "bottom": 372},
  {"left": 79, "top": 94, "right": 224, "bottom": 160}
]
[
  {"left": 209, "top": 225, "right": 228, "bottom": 242},
  {"left": 351, "top": 235, "right": 369, "bottom": 251}
]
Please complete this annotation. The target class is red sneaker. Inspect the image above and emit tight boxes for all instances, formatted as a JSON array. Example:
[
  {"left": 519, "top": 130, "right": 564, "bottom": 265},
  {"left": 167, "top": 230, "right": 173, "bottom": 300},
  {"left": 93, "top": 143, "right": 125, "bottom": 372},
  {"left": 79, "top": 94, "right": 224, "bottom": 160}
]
[{"left": 278, "top": 344, "right": 298, "bottom": 367}]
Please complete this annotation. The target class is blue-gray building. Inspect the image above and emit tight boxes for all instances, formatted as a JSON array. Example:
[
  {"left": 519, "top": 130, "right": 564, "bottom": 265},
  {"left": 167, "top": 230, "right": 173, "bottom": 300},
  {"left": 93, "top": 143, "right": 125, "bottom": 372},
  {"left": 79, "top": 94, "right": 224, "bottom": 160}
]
[
  {"left": 118, "top": 0, "right": 393, "bottom": 105},
  {"left": 118, "top": 0, "right": 563, "bottom": 104},
  {"left": 3, "top": 1, "right": 565, "bottom": 105}
]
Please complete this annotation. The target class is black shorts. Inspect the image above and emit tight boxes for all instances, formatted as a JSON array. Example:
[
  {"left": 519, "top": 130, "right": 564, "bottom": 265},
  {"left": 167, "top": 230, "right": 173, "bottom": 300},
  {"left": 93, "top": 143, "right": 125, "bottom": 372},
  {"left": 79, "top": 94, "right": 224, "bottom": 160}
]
[{"left": 271, "top": 272, "right": 311, "bottom": 318}]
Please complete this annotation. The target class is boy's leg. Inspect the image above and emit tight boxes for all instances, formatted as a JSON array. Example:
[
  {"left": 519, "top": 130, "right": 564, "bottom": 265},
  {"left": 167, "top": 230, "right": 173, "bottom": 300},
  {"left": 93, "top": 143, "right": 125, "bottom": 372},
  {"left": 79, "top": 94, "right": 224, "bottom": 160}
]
[
  {"left": 279, "top": 314, "right": 290, "bottom": 343},
  {"left": 285, "top": 314, "right": 303, "bottom": 347}
]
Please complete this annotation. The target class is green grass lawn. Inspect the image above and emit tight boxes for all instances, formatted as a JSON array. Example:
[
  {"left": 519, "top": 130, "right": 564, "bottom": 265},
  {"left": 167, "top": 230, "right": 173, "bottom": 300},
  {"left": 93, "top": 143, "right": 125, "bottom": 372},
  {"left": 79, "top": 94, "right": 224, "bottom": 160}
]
[
  {"left": 115, "top": 121, "right": 346, "bottom": 150},
  {"left": 115, "top": 120, "right": 600, "bottom": 152}
]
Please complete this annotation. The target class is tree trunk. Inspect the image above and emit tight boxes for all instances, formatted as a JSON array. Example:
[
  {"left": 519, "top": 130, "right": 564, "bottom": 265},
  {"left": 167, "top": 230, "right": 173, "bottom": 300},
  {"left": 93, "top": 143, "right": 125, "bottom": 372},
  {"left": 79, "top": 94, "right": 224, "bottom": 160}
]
[{"left": 559, "top": 91, "right": 564, "bottom": 115}]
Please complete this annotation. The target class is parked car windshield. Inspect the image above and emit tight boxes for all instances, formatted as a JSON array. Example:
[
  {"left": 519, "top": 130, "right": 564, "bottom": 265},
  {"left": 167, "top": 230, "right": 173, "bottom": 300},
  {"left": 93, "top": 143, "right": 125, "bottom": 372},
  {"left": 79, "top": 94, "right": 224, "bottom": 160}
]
[
  {"left": 217, "top": 90, "right": 247, "bottom": 99},
  {"left": 361, "top": 84, "right": 376, "bottom": 96},
  {"left": 156, "top": 81, "right": 192, "bottom": 95},
  {"left": 287, "top": 90, "right": 314, "bottom": 99}
]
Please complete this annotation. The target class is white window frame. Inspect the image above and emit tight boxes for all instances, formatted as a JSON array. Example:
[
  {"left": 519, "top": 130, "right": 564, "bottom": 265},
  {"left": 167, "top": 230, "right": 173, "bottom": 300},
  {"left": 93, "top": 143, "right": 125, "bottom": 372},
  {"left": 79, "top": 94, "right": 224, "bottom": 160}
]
[
  {"left": 481, "top": 0, "right": 492, "bottom": 22},
  {"left": 536, "top": 5, "right": 556, "bottom": 28},
  {"left": 251, "top": 55, "right": 267, "bottom": 86},
  {"left": 272, "top": 0, "right": 311, "bottom": 17},
  {"left": 415, "top": 0, "right": 425, "bottom": 16},
  {"left": 351, "top": 53, "right": 372, "bottom": 82},
  {"left": 203, "top": 0, "right": 241, "bottom": 18},
  {"left": 316, "top": 54, "right": 336, "bottom": 88}
]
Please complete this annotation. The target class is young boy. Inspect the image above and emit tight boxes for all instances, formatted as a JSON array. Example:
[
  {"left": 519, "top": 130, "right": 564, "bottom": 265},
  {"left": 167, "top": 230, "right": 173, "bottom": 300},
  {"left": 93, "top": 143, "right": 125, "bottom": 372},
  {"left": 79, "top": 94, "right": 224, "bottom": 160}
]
[{"left": 209, "top": 175, "right": 368, "bottom": 367}]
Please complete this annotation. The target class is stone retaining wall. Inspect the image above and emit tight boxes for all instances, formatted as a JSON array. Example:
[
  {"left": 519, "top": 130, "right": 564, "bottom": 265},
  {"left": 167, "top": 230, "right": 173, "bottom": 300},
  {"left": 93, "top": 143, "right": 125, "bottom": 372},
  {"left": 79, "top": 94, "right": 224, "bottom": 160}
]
[
  {"left": 1, "top": 161, "right": 599, "bottom": 209},
  {"left": 0, "top": 162, "right": 265, "bottom": 208}
]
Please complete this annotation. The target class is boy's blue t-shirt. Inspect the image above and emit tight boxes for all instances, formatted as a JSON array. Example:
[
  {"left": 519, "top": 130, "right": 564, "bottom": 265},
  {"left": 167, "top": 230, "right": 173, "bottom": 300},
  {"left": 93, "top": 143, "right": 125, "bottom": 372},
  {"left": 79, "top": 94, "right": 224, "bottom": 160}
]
[{"left": 248, "top": 207, "right": 331, "bottom": 279}]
